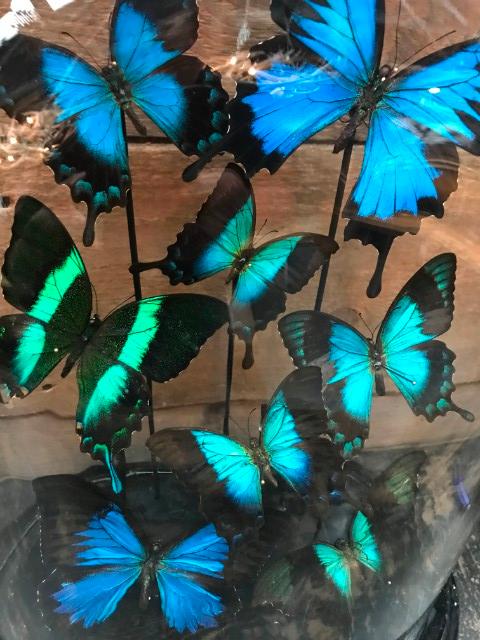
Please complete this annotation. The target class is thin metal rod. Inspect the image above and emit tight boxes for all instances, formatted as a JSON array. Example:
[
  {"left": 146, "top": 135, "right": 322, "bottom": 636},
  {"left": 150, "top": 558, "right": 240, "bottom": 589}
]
[
  {"left": 314, "top": 142, "right": 354, "bottom": 311},
  {"left": 223, "top": 329, "right": 235, "bottom": 436},
  {"left": 121, "top": 112, "right": 159, "bottom": 497}
]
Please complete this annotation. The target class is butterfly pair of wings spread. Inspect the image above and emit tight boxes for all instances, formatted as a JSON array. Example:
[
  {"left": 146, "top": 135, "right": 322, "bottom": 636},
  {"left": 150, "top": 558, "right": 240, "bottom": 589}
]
[
  {"left": 0, "top": 196, "right": 229, "bottom": 493},
  {"left": 279, "top": 253, "right": 474, "bottom": 453},
  {"left": 185, "top": 0, "right": 480, "bottom": 295},
  {"left": 0, "top": 0, "right": 228, "bottom": 245},
  {"left": 138, "top": 162, "right": 338, "bottom": 368},
  {"left": 34, "top": 475, "right": 229, "bottom": 634},
  {"left": 148, "top": 367, "right": 341, "bottom": 515}
]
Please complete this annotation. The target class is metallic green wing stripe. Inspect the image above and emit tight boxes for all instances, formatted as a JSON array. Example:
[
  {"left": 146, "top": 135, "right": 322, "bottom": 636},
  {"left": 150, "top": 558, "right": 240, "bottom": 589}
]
[
  {"left": 82, "top": 364, "right": 129, "bottom": 429},
  {"left": 117, "top": 298, "right": 164, "bottom": 370},
  {"left": 28, "top": 248, "right": 85, "bottom": 324},
  {"left": 13, "top": 322, "right": 46, "bottom": 386}
]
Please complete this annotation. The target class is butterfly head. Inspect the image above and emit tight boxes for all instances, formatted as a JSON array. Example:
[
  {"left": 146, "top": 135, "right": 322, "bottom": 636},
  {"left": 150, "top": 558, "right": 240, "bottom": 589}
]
[
  {"left": 60, "top": 314, "right": 102, "bottom": 377},
  {"left": 102, "top": 62, "right": 132, "bottom": 107},
  {"left": 226, "top": 249, "right": 255, "bottom": 283}
]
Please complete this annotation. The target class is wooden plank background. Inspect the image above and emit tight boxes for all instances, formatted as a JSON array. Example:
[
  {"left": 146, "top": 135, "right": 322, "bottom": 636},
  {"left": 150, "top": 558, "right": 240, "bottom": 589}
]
[{"left": 1, "top": 0, "right": 480, "bottom": 478}]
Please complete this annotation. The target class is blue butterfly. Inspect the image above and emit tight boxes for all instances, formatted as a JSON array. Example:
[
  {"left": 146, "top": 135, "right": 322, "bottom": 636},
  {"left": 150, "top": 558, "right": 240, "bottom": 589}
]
[
  {"left": 0, "top": 0, "right": 227, "bottom": 245},
  {"left": 134, "top": 162, "right": 337, "bottom": 368},
  {"left": 314, "top": 511, "right": 381, "bottom": 598},
  {"left": 186, "top": 0, "right": 480, "bottom": 293},
  {"left": 147, "top": 368, "right": 336, "bottom": 514},
  {"left": 34, "top": 476, "right": 229, "bottom": 633},
  {"left": 279, "top": 253, "right": 474, "bottom": 453}
]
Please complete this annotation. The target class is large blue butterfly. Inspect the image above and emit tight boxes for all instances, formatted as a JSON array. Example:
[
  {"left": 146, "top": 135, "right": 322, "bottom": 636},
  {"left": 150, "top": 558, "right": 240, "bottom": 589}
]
[
  {"left": 0, "top": 0, "right": 227, "bottom": 245},
  {"left": 314, "top": 511, "right": 381, "bottom": 598},
  {"left": 135, "top": 162, "right": 337, "bottom": 368},
  {"left": 186, "top": 0, "right": 480, "bottom": 294},
  {"left": 34, "top": 476, "right": 228, "bottom": 634},
  {"left": 147, "top": 368, "right": 335, "bottom": 514},
  {"left": 279, "top": 253, "right": 474, "bottom": 453}
]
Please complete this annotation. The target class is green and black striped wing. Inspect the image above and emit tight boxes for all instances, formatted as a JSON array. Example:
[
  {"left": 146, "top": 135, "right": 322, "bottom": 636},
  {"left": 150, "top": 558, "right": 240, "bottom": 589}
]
[
  {"left": 76, "top": 294, "right": 229, "bottom": 493},
  {"left": 0, "top": 196, "right": 92, "bottom": 399}
]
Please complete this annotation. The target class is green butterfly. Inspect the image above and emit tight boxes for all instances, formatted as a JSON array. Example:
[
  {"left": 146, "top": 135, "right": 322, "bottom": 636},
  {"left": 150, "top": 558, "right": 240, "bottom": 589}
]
[
  {"left": 314, "top": 511, "right": 381, "bottom": 598},
  {"left": 0, "top": 197, "right": 228, "bottom": 492}
]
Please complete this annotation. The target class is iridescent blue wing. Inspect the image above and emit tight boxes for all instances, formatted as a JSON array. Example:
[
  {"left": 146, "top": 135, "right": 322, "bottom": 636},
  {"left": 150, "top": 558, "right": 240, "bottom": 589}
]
[
  {"left": 159, "top": 163, "right": 255, "bottom": 284},
  {"left": 76, "top": 295, "right": 228, "bottom": 493},
  {"left": 0, "top": 36, "right": 128, "bottom": 246},
  {"left": 147, "top": 428, "right": 263, "bottom": 514},
  {"left": 231, "top": 233, "right": 337, "bottom": 368},
  {"left": 261, "top": 368, "right": 330, "bottom": 493},
  {"left": 219, "top": 0, "right": 384, "bottom": 176},
  {"left": 279, "top": 311, "right": 374, "bottom": 453},
  {"left": 350, "top": 511, "right": 381, "bottom": 572},
  {"left": 157, "top": 523, "right": 228, "bottom": 633},
  {"left": 0, "top": 197, "right": 92, "bottom": 400},
  {"left": 313, "top": 543, "right": 351, "bottom": 598},
  {"left": 377, "top": 253, "right": 474, "bottom": 423},
  {"left": 111, "top": 0, "right": 227, "bottom": 157},
  {"left": 34, "top": 476, "right": 146, "bottom": 629}
]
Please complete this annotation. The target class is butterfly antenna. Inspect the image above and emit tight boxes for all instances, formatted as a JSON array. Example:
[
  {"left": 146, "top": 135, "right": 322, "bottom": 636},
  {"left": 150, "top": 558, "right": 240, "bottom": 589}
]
[
  {"left": 90, "top": 281, "right": 99, "bottom": 316},
  {"left": 383, "top": 364, "right": 417, "bottom": 387},
  {"left": 103, "top": 293, "right": 136, "bottom": 321},
  {"left": 392, "top": 0, "right": 403, "bottom": 70},
  {"left": 357, "top": 312, "right": 374, "bottom": 340},
  {"left": 255, "top": 228, "right": 279, "bottom": 244},
  {"left": 61, "top": 31, "right": 102, "bottom": 69},
  {"left": 397, "top": 30, "right": 456, "bottom": 69}
]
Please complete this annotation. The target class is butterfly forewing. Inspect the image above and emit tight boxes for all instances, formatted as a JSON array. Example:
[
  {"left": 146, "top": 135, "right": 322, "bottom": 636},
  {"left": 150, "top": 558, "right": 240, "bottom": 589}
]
[
  {"left": 0, "top": 197, "right": 92, "bottom": 398},
  {"left": 350, "top": 511, "right": 381, "bottom": 572}
]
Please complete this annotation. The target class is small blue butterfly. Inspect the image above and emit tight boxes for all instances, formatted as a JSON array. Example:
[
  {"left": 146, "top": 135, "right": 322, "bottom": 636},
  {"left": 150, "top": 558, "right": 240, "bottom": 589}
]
[
  {"left": 0, "top": 0, "right": 227, "bottom": 245},
  {"left": 148, "top": 368, "right": 335, "bottom": 514},
  {"left": 314, "top": 511, "right": 381, "bottom": 598},
  {"left": 135, "top": 163, "right": 337, "bottom": 368},
  {"left": 280, "top": 254, "right": 474, "bottom": 453}
]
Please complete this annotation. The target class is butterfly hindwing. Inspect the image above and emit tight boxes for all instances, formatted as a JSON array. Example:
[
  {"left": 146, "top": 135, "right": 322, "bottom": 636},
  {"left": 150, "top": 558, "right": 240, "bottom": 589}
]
[
  {"left": 77, "top": 294, "right": 228, "bottom": 493},
  {"left": 160, "top": 163, "right": 255, "bottom": 283},
  {"left": 0, "top": 196, "right": 92, "bottom": 398},
  {"left": 157, "top": 523, "right": 228, "bottom": 633},
  {"left": 279, "top": 311, "right": 374, "bottom": 452},
  {"left": 377, "top": 253, "right": 473, "bottom": 422}
]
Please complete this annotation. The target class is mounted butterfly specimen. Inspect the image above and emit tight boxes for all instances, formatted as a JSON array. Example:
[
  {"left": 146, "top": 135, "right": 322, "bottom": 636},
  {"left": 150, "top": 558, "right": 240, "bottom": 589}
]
[
  {"left": 185, "top": 0, "right": 480, "bottom": 296},
  {"left": 134, "top": 162, "right": 338, "bottom": 368},
  {"left": 0, "top": 196, "right": 228, "bottom": 493},
  {"left": 0, "top": 0, "right": 227, "bottom": 245},
  {"left": 34, "top": 475, "right": 229, "bottom": 634},
  {"left": 314, "top": 511, "right": 381, "bottom": 598},
  {"left": 279, "top": 253, "right": 474, "bottom": 453},
  {"left": 147, "top": 367, "right": 340, "bottom": 515}
]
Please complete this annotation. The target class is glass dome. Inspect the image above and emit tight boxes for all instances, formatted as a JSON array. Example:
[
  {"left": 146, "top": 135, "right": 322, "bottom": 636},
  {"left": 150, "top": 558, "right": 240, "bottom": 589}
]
[{"left": 0, "top": 0, "right": 479, "bottom": 638}]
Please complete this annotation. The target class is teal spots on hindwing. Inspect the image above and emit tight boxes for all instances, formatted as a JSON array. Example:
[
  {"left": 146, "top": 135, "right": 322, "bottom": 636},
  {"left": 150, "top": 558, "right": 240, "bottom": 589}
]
[
  {"left": 13, "top": 323, "right": 46, "bottom": 386},
  {"left": 28, "top": 248, "right": 84, "bottom": 324},
  {"left": 118, "top": 298, "right": 164, "bottom": 370}
]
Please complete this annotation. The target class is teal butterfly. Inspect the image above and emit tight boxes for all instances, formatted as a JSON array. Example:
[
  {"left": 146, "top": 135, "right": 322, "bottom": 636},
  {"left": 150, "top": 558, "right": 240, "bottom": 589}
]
[
  {"left": 135, "top": 163, "right": 338, "bottom": 368},
  {"left": 147, "top": 368, "right": 335, "bottom": 514},
  {"left": 0, "top": 196, "right": 228, "bottom": 493},
  {"left": 314, "top": 511, "right": 381, "bottom": 598},
  {"left": 280, "top": 253, "right": 474, "bottom": 453}
]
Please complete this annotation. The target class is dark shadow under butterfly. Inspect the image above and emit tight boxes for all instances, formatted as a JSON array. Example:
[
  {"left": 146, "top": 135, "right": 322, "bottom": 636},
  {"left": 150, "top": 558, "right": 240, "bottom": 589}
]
[
  {"left": 147, "top": 367, "right": 341, "bottom": 515},
  {"left": 134, "top": 163, "right": 338, "bottom": 368},
  {"left": 0, "top": 196, "right": 228, "bottom": 493},
  {"left": 0, "top": 0, "right": 228, "bottom": 245},
  {"left": 33, "top": 475, "right": 229, "bottom": 635},
  {"left": 183, "top": 0, "right": 479, "bottom": 296},
  {"left": 279, "top": 253, "right": 474, "bottom": 454}
]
